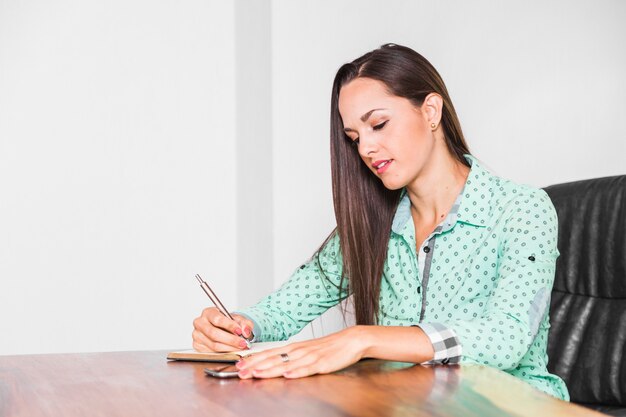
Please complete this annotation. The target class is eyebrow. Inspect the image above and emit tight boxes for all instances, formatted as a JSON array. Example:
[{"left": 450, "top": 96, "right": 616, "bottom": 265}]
[
  {"left": 361, "top": 108, "right": 386, "bottom": 122},
  {"left": 344, "top": 108, "right": 387, "bottom": 132}
]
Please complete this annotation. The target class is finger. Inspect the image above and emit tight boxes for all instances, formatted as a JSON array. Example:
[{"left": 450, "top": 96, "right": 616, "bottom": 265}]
[
  {"left": 250, "top": 363, "right": 290, "bottom": 379},
  {"left": 282, "top": 363, "right": 321, "bottom": 379},
  {"left": 192, "top": 329, "right": 246, "bottom": 352},
  {"left": 249, "top": 351, "right": 319, "bottom": 379},
  {"left": 193, "top": 339, "right": 241, "bottom": 353},
  {"left": 232, "top": 315, "right": 255, "bottom": 338},
  {"left": 192, "top": 340, "right": 211, "bottom": 352},
  {"left": 279, "top": 351, "right": 326, "bottom": 378},
  {"left": 203, "top": 308, "right": 243, "bottom": 335},
  {"left": 238, "top": 346, "right": 310, "bottom": 375},
  {"left": 194, "top": 318, "right": 249, "bottom": 350},
  {"left": 238, "top": 353, "right": 290, "bottom": 379},
  {"left": 195, "top": 311, "right": 240, "bottom": 341},
  {"left": 210, "top": 327, "right": 250, "bottom": 351},
  {"left": 192, "top": 329, "right": 214, "bottom": 349},
  {"left": 238, "top": 340, "right": 312, "bottom": 369},
  {"left": 237, "top": 346, "right": 290, "bottom": 369}
]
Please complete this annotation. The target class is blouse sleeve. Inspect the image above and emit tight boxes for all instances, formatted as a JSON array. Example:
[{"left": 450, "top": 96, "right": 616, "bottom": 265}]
[
  {"left": 237, "top": 232, "right": 348, "bottom": 342},
  {"left": 435, "top": 189, "right": 559, "bottom": 370}
]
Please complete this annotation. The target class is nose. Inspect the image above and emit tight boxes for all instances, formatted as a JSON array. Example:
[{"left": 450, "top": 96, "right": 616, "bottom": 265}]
[{"left": 357, "top": 132, "right": 379, "bottom": 157}]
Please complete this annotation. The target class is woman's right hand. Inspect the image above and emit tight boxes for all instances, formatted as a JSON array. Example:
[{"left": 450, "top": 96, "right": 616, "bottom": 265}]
[{"left": 192, "top": 307, "right": 255, "bottom": 352}]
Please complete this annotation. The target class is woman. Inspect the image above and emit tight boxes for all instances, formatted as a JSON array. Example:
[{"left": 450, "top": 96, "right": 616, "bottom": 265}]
[{"left": 192, "top": 43, "right": 569, "bottom": 400}]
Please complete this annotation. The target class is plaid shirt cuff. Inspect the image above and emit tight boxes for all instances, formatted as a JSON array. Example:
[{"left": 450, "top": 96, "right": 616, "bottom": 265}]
[{"left": 415, "top": 322, "right": 462, "bottom": 365}]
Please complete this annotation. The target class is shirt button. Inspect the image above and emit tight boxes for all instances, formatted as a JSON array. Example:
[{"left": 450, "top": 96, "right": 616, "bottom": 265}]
[
  {"left": 423, "top": 246, "right": 430, "bottom": 253},
  {"left": 417, "top": 287, "right": 421, "bottom": 294}
]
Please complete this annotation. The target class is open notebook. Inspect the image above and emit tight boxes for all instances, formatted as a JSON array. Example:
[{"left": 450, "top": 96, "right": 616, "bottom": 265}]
[{"left": 167, "top": 341, "right": 291, "bottom": 363}]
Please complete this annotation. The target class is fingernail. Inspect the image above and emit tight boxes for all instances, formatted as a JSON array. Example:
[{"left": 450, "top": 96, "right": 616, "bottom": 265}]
[
  {"left": 243, "top": 327, "right": 250, "bottom": 337},
  {"left": 283, "top": 372, "right": 291, "bottom": 378},
  {"left": 239, "top": 340, "right": 247, "bottom": 348},
  {"left": 236, "top": 361, "right": 245, "bottom": 369},
  {"left": 234, "top": 327, "right": 242, "bottom": 336},
  {"left": 238, "top": 369, "right": 249, "bottom": 377}
]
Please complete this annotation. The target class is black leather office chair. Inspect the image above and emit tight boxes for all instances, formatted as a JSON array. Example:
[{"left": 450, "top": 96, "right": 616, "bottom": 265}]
[{"left": 544, "top": 175, "right": 626, "bottom": 416}]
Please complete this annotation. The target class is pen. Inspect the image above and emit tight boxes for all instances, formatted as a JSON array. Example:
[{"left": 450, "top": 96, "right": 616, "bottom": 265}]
[{"left": 195, "top": 274, "right": 252, "bottom": 349}]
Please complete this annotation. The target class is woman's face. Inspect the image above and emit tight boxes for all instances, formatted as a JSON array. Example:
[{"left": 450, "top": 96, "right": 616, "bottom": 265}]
[{"left": 338, "top": 77, "right": 436, "bottom": 190}]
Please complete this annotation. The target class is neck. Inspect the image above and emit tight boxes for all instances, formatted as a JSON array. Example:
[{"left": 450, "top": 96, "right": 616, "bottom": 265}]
[{"left": 406, "top": 148, "right": 470, "bottom": 226}]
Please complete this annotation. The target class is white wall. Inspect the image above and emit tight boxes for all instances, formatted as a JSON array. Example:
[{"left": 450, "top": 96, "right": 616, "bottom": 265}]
[
  {"left": 1, "top": 1, "right": 624, "bottom": 355},
  {"left": 0, "top": 0, "right": 237, "bottom": 355}
]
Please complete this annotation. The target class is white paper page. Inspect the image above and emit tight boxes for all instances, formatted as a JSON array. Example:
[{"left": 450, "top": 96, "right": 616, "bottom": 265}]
[
  {"left": 233, "top": 341, "right": 292, "bottom": 356},
  {"left": 172, "top": 340, "right": 293, "bottom": 356}
]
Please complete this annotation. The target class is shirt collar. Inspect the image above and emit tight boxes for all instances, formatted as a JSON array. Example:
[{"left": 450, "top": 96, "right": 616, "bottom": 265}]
[
  {"left": 455, "top": 154, "right": 491, "bottom": 228},
  {"left": 391, "top": 154, "right": 490, "bottom": 235}
]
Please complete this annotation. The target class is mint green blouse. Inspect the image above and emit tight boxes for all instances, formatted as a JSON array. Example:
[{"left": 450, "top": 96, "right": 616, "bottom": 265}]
[{"left": 240, "top": 155, "right": 569, "bottom": 400}]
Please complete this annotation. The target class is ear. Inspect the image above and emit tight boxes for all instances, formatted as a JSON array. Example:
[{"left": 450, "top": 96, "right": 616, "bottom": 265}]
[{"left": 421, "top": 93, "right": 443, "bottom": 128}]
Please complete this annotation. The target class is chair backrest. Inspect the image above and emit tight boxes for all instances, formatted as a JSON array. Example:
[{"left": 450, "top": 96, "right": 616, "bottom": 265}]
[{"left": 543, "top": 175, "right": 626, "bottom": 406}]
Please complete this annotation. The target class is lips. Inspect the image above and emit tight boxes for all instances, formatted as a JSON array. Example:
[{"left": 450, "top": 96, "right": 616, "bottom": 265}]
[{"left": 372, "top": 159, "right": 393, "bottom": 174}]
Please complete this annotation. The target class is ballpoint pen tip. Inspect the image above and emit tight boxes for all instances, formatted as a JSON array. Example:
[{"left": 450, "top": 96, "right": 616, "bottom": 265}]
[{"left": 195, "top": 274, "right": 203, "bottom": 284}]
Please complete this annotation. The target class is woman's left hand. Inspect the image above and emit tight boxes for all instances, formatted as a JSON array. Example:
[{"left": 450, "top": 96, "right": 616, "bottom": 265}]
[{"left": 235, "top": 326, "right": 369, "bottom": 379}]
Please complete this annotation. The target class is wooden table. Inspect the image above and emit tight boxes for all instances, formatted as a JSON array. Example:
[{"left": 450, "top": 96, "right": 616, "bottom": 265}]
[{"left": 0, "top": 350, "right": 603, "bottom": 417}]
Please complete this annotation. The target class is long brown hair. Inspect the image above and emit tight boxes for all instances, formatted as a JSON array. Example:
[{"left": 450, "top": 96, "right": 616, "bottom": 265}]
[{"left": 318, "top": 43, "right": 471, "bottom": 325}]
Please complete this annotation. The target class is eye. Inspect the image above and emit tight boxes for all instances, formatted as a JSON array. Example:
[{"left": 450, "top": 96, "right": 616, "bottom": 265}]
[
  {"left": 345, "top": 133, "right": 360, "bottom": 146},
  {"left": 373, "top": 121, "right": 388, "bottom": 131}
]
